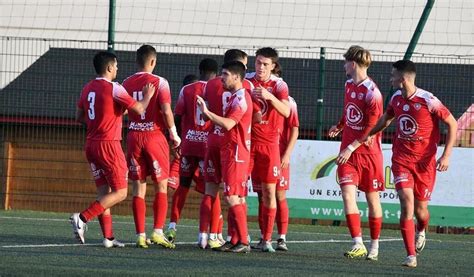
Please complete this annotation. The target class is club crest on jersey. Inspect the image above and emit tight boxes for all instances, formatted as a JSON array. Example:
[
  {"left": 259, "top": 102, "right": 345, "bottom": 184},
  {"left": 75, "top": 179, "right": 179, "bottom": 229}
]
[
  {"left": 345, "top": 103, "right": 363, "bottom": 125},
  {"left": 398, "top": 114, "right": 418, "bottom": 136},
  {"left": 414, "top": 103, "right": 421, "bottom": 110},
  {"left": 403, "top": 104, "right": 410, "bottom": 112},
  {"left": 350, "top": 92, "right": 356, "bottom": 99}
]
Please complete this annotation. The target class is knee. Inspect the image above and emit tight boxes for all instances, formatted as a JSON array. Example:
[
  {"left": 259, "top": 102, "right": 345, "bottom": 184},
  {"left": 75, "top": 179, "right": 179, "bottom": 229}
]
[{"left": 117, "top": 189, "right": 128, "bottom": 201}]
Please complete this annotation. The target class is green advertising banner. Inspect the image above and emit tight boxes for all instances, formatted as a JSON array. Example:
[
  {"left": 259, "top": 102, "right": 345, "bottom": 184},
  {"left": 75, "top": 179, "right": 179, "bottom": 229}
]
[{"left": 247, "top": 140, "right": 474, "bottom": 227}]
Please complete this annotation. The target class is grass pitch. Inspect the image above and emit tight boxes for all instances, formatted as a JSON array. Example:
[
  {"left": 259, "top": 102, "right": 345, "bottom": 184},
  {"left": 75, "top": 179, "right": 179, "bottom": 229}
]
[{"left": 0, "top": 210, "right": 472, "bottom": 276}]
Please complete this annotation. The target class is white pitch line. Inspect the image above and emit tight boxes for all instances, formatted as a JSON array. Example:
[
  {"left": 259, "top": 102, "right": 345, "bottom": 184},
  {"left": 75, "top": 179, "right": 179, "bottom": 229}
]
[{"left": 1, "top": 238, "right": 404, "bottom": 249}]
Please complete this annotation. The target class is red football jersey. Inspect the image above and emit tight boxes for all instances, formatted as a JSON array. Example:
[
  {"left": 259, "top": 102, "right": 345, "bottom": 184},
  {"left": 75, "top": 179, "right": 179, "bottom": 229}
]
[
  {"left": 339, "top": 78, "right": 383, "bottom": 154},
  {"left": 387, "top": 88, "right": 451, "bottom": 162},
  {"left": 222, "top": 88, "right": 253, "bottom": 162},
  {"left": 122, "top": 72, "right": 171, "bottom": 132},
  {"left": 77, "top": 78, "right": 136, "bottom": 141},
  {"left": 246, "top": 72, "right": 289, "bottom": 145},
  {"left": 174, "top": 81, "right": 211, "bottom": 157},
  {"left": 203, "top": 76, "right": 253, "bottom": 148},
  {"left": 279, "top": 96, "right": 300, "bottom": 154}
]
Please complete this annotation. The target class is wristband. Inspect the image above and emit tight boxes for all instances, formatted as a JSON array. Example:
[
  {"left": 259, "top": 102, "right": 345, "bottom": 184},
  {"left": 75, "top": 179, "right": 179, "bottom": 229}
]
[{"left": 347, "top": 144, "right": 356, "bottom": 152}]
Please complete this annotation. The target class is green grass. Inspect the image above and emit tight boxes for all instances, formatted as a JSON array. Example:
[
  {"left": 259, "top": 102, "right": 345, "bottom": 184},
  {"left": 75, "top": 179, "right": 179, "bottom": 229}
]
[{"left": 0, "top": 210, "right": 472, "bottom": 276}]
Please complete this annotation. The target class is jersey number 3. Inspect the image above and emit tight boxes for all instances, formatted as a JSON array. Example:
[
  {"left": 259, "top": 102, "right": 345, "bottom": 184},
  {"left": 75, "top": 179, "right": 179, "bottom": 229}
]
[{"left": 87, "top": 92, "right": 96, "bottom": 120}]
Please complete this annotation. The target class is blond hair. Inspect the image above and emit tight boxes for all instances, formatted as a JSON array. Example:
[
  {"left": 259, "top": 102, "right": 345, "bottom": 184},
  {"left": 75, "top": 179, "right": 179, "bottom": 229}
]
[{"left": 343, "top": 45, "right": 372, "bottom": 68}]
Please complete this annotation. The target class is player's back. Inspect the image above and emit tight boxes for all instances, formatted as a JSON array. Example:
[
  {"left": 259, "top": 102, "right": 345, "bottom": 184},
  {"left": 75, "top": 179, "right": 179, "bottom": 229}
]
[
  {"left": 204, "top": 77, "right": 253, "bottom": 147},
  {"left": 122, "top": 72, "right": 170, "bottom": 132},
  {"left": 175, "top": 80, "right": 210, "bottom": 157},
  {"left": 78, "top": 78, "right": 133, "bottom": 141}
]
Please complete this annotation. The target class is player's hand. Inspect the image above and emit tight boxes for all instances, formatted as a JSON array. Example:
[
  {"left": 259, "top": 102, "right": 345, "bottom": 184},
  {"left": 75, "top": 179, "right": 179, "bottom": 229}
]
[
  {"left": 336, "top": 148, "right": 353, "bottom": 165},
  {"left": 169, "top": 126, "right": 181, "bottom": 149},
  {"left": 436, "top": 155, "right": 450, "bottom": 171},
  {"left": 196, "top": 95, "right": 208, "bottom": 113},
  {"left": 364, "top": 135, "right": 374, "bottom": 146},
  {"left": 252, "top": 111, "right": 262, "bottom": 123},
  {"left": 142, "top": 83, "right": 156, "bottom": 98},
  {"left": 253, "top": 85, "right": 274, "bottom": 101},
  {"left": 328, "top": 125, "right": 342, "bottom": 138},
  {"left": 281, "top": 153, "right": 290, "bottom": 169}
]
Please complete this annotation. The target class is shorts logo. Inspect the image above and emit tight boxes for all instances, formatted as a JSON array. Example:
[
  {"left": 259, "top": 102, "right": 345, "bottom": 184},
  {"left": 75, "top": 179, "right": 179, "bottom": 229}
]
[
  {"left": 180, "top": 157, "right": 190, "bottom": 172},
  {"left": 90, "top": 163, "right": 101, "bottom": 179},
  {"left": 206, "top": 160, "right": 215, "bottom": 174},
  {"left": 153, "top": 160, "right": 162, "bottom": 177},
  {"left": 129, "top": 158, "right": 140, "bottom": 174},
  {"left": 398, "top": 114, "right": 418, "bottom": 136},
  {"left": 345, "top": 103, "right": 363, "bottom": 125},
  {"left": 338, "top": 175, "right": 353, "bottom": 184}
]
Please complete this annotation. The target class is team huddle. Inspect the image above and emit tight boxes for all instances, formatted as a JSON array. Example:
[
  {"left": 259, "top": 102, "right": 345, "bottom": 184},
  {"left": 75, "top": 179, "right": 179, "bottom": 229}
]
[{"left": 71, "top": 45, "right": 457, "bottom": 268}]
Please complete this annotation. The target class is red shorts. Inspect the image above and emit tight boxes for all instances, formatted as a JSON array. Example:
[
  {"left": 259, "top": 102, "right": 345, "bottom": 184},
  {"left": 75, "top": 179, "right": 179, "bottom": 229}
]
[
  {"left": 221, "top": 147, "right": 249, "bottom": 197},
  {"left": 249, "top": 144, "right": 281, "bottom": 187},
  {"left": 204, "top": 145, "right": 222, "bottom": 184},
  {"left": 168, "top": 155, "right": 205, "bottom": 193},
  {"left": 392, "top": 157, "right": 436, "bottom": 201},
  {"left": 127, "top": 131, "right": 170, "bottom": 183},
  {"left": 277, "top": 164, "right": 290, "bottom": 191},
  {"left": 85, "top": 140, "right": 128, "bottom": 190},
  {"left": 167, "top": 157, "right": 180, "bottom": 190},
  {"left": 337, "top": 152, "right": 384, "bottom": 193}
]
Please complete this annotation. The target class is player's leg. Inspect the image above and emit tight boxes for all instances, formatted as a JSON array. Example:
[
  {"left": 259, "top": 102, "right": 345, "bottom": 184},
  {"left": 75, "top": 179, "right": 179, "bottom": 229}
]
[
  {"left": 132, "top": 179, "right": 148, "bottom": 248},
  {"left": 341, "top": 185, "right": 366, "bottom": 258},
  {"left": 168, "top": 157, "right": 193, "bottom": 233},
  {"left": 97, "top": 185, "right": 125, "bottom": 248},
  {"left": 414, "top": 199, "right": 429, "bottom": 254},
  {"left": 365, "top": 191, "right": 382, "bottom": 260},
  {"left": 149, "top": 178, "right": 175, "bottom": 249},
  {"left": 276, "top": 188, "right": 289, "bottom": 251},
  {"left": 398, "top": 187, "right": 417, "bottom": 267},
  {"left": 261, "top": 182, "right": 277, "bottom": 253}
]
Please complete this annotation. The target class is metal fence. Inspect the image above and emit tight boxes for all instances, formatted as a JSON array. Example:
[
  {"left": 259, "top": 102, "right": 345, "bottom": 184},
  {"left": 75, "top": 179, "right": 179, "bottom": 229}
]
[{"left": 0, "top": 37, "right": 472, "bottom": 213}]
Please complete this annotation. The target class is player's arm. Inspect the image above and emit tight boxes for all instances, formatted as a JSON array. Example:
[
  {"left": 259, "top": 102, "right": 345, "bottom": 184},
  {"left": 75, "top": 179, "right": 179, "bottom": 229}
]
[
  {"left": 161, "top": 102, "right": 181, "bottom": 148},
  {"left": 329, "top": 115, "right": 345, "bottom": 138},
  {"left": 128, "top": 83, "right": 156, "bottom": 115},
  {"left": 281, "top": 126, "right": 299, "bottom": 169},
  {"left": 196, "top": 96, "right": 237, "bottom": 131},
  {"left": 436, "top": 113, "right": 457, "bottom": 171},
  {"left": 254, "top": 85, "right": 290, "bottom": 118}
]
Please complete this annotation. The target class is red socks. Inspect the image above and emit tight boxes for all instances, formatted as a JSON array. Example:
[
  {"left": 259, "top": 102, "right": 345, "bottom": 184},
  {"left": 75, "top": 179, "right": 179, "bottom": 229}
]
[
  {"left": 400, "top": 219, "right": 416, "bottom": 256},
  {"left": 345, "top": 213, "right": 362, "bottom": 238},
  {"left": 170, "top": 186, "right": 190, "bottom": 223},
  {"left": 230, "top": 204, "right": 249, "bottom": 245},
  {"left": 368, "top": 217, "right": 382, "bottom": 240},
  {"left": 199, "top": 195, "right": 212, "bottom": 233},
  {"left": 153, "top": 192, "right": 168, "bottom": 229},
  {"left": 98, "top": 214, "right": 113, "bottom": 239},
  {"left": 262, "top": 205, "right": 277, "bottom": 241},
  {"left": 276, "top": 199, "right": 289, "bottom": 236},
  {"left": 210, "top": 194, "right": 222, "bottom": 234},
  {"left": 80, "top": 201, "right": 105, "bottom": 222},
  {"left": 132, "top": 196, "right": 146, "bottom": 234},
  {"left": 227, "top": 207, "right": 238, "bottom": 245}
]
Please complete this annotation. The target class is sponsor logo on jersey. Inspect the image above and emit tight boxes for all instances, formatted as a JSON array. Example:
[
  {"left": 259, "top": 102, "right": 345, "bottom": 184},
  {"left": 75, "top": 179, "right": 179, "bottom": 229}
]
[
  {"left": 403, "top": 104, "right": 410, "bottom": 112},
  {"left": 129, "top": 121, "right": 155, "bottom": 131},
  {"left": 185, "top": 129, "right": 208, "bottom": 143},
  {"left": 398, "top": 114, "right": 418, "bottom": 136},
  {"left": 345, "top": 103, "right": 363, "bottom": 125}
]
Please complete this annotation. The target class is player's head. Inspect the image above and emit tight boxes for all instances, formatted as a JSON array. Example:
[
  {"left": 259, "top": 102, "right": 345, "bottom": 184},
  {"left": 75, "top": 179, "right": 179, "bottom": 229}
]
[
  {"left": 136, "top": 44, "right": 157, "bottom": 70},
  {"left": 182, "top": 74, "right": 198, "bottom": 86},
  {"left": 221, "top": 61, "right": 246, "bottom": 91},
  {"left": 255, "top": 47, "right": 280, "bottom": 81},
  {"left": 93, "top": 51, "right": 118, "bottom": 79},
  {"left": 391, "top": 59, "right": 416, "bottom": 89},
  {"left": 199, "top": 58, "right": 219, "bottom": 81},
  {"left": 224, "top": 49, "right": 248, "bottom": 67},
  {"left": 343, "top": 45, "right": 372, "bottom": 77}
]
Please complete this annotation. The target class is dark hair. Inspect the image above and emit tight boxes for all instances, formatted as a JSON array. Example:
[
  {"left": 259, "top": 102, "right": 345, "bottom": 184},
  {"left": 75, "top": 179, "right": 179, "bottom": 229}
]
[
  {"left": 93, "top": 51, "right": 117, "bottom": 75},
  {"left": 256, "top": 47, "right": 281, "bottom": 76},
  {"left": 392, "top": 60, "right": 416, "bottom": 75},
  {"left": 199, "top": 58, "right": 219, "bottom": 75},
  {"left": 136, "top": 44, "right": 157, "bottom": 68},
  {"left": 222, "top": 61, "right": 246, "bottom": 80},
  {"left": 182, "top": 74, "right": 198, "bottom": 86},
  {"left": 223, "top": 49, "right": 248, "bottom": 63}
]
